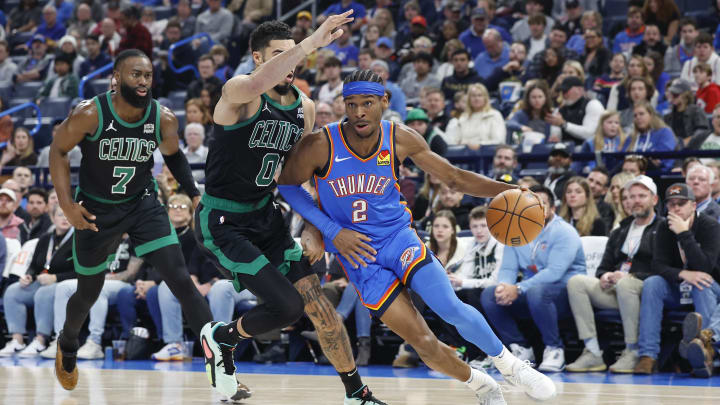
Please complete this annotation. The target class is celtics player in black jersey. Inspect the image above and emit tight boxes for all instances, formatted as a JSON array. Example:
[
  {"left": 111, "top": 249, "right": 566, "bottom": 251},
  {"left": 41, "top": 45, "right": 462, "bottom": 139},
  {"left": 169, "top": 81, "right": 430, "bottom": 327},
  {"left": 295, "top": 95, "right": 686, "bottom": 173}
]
[
  {"left": 49, "top": 49, "right": 240, "bottom": 398},
  {"left": 196, "top": 11, "right": 385, "bottom": 405}
]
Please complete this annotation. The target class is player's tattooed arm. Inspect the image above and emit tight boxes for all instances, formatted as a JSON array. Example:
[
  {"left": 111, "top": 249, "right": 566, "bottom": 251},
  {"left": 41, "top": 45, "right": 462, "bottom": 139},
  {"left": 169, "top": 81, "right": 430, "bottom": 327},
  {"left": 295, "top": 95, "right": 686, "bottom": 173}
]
[
  {"left": 394, "top": 124, "right": 519, "bottom": 198},
  {"left": 294, "top": 275, "right": 355, "bottom": 370}
]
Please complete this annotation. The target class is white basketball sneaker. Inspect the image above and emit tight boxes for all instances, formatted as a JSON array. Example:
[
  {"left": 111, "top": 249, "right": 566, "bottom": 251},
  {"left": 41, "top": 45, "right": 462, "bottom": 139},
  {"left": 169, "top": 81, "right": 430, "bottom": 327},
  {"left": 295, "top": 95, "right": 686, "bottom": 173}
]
[
  {"left": 469, "top": 368, "right": 506, "bottom": 405},
  {"left": 501, "top": 357, "right": 556, "bottom": 401},
  {"left": 200, "top": 322, "right": 238, "bottom": 397}
]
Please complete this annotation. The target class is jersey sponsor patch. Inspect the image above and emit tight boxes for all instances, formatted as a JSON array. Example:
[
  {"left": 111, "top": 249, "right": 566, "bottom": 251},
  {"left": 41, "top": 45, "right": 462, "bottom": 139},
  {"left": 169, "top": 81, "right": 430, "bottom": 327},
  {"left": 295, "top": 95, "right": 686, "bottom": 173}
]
[
  {"left": 400, "top": 246, "right": 420, "bottom": 270},
  {"left": 377, "top": 149, "right": 390, "bottom": 166},
  {"left": 143, "top": 123, "right": 154, "bottom": 134}
]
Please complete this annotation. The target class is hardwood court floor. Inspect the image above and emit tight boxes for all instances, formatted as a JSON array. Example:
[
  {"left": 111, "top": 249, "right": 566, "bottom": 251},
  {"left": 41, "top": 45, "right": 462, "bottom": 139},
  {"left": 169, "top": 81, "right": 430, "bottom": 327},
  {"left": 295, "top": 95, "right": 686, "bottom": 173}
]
[{"left": 1, "top": 360, "right": 720, "bottom": 405}]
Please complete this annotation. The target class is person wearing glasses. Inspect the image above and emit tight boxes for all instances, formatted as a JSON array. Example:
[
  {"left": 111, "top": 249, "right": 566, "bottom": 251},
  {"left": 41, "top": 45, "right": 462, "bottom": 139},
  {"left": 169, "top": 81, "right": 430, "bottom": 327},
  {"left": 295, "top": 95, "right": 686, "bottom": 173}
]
[{"left": 633, "top": 183, "right": 720, "bottom": 374}]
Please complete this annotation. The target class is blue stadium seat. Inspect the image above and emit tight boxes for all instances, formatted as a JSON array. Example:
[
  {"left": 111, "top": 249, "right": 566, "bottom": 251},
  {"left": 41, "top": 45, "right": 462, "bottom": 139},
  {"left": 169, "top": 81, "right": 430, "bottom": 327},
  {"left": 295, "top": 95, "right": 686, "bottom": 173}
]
[
  {"left": 153, "top": 6, "right": 174, "bottom": 20},
  {"left": 4, "top": 0, "right": 19, "bottom": 13},
  {"left": 157, "top": 97, "right": 172, "bottom": 109},
  {"left": 174, "top": 110, "right": 186, "bottom": 130},
  {"left": 89, "top": 78, "right": 111, "bottom": 97},
  {"left": 0, "top": 84, "right": 12, "bottom": 101},
  {"left": 39, "top": 97, "right": 72, "bottom": 119},
  {"left": 14, "top": 81, "right": 43, "bottom": 99},
  {"left": 603, "top": 0, "right": 629, "bottom": 17},
  {"left": 8, "top": 98, "right": 35, "bottom": 118},
  {"left": 479, "top": 144, "right": 497, "bottom": 174},
  {"left": 169, "top": 91, "right": 187, "bottom": 110},
  {"left": 23, "top": 117, "right": 55, "bottom": 150}
]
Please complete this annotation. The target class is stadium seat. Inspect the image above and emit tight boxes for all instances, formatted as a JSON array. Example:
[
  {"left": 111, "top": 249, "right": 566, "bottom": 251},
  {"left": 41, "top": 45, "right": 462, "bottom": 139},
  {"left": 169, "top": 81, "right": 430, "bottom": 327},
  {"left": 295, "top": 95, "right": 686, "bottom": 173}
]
[
  {"left": 157, "top": 97, "right": 172, "bottom": 109},
  {"left": 23, "top": 116, "right": 55, "bottom": 150},
  {"left": 89, "top": 78, "right": 111, "bottom": 97},
  {"left": 169, "top": 91, "right": 187, "bottom": 110},
  {"left": 479, "top": 145, "right": 497, "bottom": 174},
  {"left": 153, "top": 6, "right": 174, "bottom": 20},
  {"left": 174, "top": 110, "right": 186, "bottom": 130},
  {"left": 8, "top": 98, "right": 36, "bottom": 118},
  {"left": 39, "top": 97, "right": 72, "bottom": 119},
  {"left": 14, "top": 81, "right": 43, "bottom": 98},
  {"left": 581, "top": 236, "right": 608, "bottom": 277}
]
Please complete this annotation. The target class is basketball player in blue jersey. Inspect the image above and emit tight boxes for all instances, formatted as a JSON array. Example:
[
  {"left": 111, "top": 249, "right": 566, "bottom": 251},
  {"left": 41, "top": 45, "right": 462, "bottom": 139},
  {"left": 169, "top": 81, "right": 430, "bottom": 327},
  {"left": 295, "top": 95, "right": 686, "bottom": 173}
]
[
  {"left": 277, "top": 70, "right": 557, "bottom": 404},
  {"left": 195, "top": 11, "right": 385, "bottom": 404}
]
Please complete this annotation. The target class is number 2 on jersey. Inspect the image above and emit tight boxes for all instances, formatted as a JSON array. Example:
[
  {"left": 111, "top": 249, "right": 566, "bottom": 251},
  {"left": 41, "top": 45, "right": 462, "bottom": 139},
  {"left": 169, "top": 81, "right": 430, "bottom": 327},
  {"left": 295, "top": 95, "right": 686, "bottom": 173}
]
[
  {"left": 352, "top": 199, "right": 368, "bottom": 223},
  {"left": 112, "top": 166, "right": 136, "bottom": 194}
]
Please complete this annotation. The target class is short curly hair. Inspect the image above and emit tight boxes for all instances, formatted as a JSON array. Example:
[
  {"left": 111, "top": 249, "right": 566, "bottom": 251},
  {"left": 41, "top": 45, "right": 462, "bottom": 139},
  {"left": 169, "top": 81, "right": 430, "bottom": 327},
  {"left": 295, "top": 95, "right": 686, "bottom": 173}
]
[{"left": 250, "top": 21, "right": 292, "bottom": 52}]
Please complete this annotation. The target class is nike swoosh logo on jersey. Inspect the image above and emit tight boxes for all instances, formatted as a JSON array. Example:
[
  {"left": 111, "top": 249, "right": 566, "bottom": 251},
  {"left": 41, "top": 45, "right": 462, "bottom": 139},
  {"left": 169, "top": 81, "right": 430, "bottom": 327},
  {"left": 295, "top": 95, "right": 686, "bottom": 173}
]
[{"left": 334, "top": 156, "right": 351, "bottom": 162}]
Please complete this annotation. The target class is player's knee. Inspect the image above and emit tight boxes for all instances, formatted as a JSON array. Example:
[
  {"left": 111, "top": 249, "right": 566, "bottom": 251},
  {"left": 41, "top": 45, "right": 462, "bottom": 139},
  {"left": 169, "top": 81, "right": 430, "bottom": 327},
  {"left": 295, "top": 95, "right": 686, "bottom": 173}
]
[
  {"left": 406, "top": 333, "right": 437, "bottom": 354},
  {"left": 274, "top": 290, "right": 305, "bottom": 327}
]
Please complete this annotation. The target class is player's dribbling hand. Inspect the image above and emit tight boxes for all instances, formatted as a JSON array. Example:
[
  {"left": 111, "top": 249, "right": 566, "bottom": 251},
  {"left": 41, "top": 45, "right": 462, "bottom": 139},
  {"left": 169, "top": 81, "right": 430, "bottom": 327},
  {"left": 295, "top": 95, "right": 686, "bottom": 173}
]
[
  {"left": 65, "top": 201, "right": 98, "bottom": 232},
  {"left": 333, "top": 228, "right": 376, "bottom": 269},
  {"left": 304, "top": 10, "right": 354, "bottom": 51}
]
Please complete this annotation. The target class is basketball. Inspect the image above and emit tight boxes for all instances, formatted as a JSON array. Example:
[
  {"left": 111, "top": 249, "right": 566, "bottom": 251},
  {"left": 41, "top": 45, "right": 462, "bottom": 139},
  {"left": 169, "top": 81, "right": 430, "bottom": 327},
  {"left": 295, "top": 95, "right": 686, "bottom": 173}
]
[{"left": 487, "top": 189, "right": 545, "bottom": 247}]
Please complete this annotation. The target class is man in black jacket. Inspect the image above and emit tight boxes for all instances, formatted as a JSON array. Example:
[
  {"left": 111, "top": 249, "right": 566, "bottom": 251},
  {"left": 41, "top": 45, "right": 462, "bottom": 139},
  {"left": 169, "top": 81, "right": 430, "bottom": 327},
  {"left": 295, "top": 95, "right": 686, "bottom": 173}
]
[
  {"left": 440, "top": 49, "right": 481, "bottom": 103},
  {"left": 634, "top": 183, "right": 720, "bottom": 374},
  {"left": 543, "top": 143, "right": 576, "bottom": 202},
  {"left": 566, "top": 175, "right": 661, "bottom": 374}
]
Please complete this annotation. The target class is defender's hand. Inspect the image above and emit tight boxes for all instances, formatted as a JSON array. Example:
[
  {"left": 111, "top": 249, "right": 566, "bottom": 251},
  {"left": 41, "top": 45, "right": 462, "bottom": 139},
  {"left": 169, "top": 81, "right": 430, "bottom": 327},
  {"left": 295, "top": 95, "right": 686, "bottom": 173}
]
[
  {"left": 303, "top": 10, "right": 354, "bottom": 51},
  {"left": 301, "top": 226, "right": 324, "bottom": 265},
  {"left": 332, "top": 228, "right": 376, "bottom": 269},
  {"left": 64, "top": 201, "right": 98, "bottom": 232}
]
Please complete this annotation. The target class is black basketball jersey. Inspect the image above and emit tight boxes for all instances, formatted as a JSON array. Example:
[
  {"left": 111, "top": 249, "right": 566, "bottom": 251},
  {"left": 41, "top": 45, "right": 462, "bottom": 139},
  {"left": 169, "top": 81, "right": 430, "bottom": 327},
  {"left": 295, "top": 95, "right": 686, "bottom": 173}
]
[
  {"left": 205, "top": 85, "right": 305, "bottom": 202},
  {"left": 78, "top": 91, "right": 160, "bottom": 203}
]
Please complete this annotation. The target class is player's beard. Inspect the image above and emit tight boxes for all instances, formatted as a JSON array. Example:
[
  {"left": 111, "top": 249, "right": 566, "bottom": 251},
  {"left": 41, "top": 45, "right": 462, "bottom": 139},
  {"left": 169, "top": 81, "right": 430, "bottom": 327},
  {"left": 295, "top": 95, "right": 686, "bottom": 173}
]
[
  {"left": 274, "top": 83, "right": 292, "bottom": 95},
  {"left": 120, "top": 81, "right": 152, "bottom": 109}
]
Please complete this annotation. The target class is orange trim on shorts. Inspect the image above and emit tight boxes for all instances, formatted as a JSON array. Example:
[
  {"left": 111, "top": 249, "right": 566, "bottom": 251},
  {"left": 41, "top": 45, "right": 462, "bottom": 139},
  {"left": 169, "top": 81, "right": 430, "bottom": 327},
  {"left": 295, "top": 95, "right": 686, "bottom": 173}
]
[
  {"left": 338, "top": 121, "right": 384, "bottom": 162},
  {"left": 336, "top": 255, "right": 401, "bottom": 311}
]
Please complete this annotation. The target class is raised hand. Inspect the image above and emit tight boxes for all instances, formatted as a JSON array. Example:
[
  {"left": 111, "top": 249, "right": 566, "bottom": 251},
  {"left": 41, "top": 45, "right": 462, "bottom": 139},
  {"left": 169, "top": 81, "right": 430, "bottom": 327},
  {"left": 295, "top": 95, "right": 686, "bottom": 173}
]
[{"left": 304, "top": 10, "right": 355, "bottom": 51}]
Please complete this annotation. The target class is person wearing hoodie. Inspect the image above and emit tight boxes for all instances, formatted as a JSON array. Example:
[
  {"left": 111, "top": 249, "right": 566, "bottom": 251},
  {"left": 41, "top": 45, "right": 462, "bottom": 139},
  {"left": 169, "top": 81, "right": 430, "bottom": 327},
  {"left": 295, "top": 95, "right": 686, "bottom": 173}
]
[
  {"left": 630, "top": 101, "right": 678, "bottom": 172},
  {"left": 663, "top": 79, "right": 709, "bottom": 148}
]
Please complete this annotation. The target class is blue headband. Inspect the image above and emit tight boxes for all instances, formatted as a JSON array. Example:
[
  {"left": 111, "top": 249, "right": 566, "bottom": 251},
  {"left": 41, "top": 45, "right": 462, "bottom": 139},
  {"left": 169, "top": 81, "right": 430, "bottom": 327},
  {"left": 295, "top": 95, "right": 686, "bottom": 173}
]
[{"left": 342, "top": 81, "right": 385, "bottom": 98}]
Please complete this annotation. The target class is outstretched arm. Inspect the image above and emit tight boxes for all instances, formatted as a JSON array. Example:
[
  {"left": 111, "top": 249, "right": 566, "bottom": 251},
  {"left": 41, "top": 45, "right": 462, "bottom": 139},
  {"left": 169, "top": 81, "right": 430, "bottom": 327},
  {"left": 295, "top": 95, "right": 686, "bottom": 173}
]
[
  {"left": 157, "top": 107, "right": 200, "bottom": 204},
  {"left": 49, "top": 99, "right": 99, "bottom": 231},
  {"left": 395, "top": 124, "right": 519, "bottom": 198}
]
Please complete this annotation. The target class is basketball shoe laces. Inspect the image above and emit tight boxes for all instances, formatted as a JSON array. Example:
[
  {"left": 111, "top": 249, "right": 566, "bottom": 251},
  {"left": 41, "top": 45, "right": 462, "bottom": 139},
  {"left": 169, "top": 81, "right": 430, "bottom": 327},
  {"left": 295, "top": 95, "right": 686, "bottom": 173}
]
[
  {"left": 355, "top": 386, "right": 387, "bottom": 405},
  {"left": 217, "top": 344, "right": 236, "bottom": 376},
  {"left": 503, "top": 359, "right": 542, "bottom": 389}
]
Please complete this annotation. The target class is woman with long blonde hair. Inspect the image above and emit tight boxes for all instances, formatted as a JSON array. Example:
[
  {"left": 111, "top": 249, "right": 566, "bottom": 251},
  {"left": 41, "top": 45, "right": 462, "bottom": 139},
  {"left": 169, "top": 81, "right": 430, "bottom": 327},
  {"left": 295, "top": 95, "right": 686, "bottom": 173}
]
[
  {"left": 605, "top": 171, "right": 635, "bottom": 230},
  {"left": 629, "top": 101, "right": 678, "bottom": 171},
  {"left": 579, "top": 111, "right": 631, "bottom": 172},
  {"left": 445, "top": 83, "right": 506, "bottom": 148},
  {"left": 559, "top": 177, "right": 607, "bottom": 236},
  {"left": 370, "top": 8, "right": 396, "bottom": 39}
]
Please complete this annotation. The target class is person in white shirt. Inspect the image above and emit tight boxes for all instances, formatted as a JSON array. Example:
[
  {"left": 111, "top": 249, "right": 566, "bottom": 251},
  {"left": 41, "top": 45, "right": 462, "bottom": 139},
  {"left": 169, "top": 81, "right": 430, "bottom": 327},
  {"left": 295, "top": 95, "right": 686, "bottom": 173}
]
[
  {"left": 680, "top": 32, "right": 720, "bottom": 88},
  {"left": 444, "top": 83, "right": 506, "bottom": 148},
  {"left": 316, "top": 56, "right": 343, "bottom": 104},
  {"left": 526, "top": 12, "right": 547, "bottom": 60},
  {"left": 182, "top": 123, "right": 208, "bottom": 182}
]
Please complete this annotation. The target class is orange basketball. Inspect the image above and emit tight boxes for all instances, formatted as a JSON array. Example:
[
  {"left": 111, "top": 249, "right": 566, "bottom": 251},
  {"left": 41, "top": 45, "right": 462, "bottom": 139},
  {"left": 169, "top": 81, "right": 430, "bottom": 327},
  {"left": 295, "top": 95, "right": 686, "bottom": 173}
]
[{"left": 486, "top": 189, "right": 545, "bottom": 247}]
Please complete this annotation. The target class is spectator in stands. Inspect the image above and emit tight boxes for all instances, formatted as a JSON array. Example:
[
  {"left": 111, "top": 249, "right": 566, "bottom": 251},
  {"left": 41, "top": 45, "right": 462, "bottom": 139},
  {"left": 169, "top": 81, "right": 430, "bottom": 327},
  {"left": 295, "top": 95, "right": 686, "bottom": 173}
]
[
  {"left": 195, "top": 0, "right": 234, "bottom": 44},
  {"left": 481, "top": 185, "right": 584, "bottom": 372},
  {"left": 369, "top": 59, "right": 405, "bottom": 120},
  {"left": 313, "top": 102, "right": 333, "bottom": 130},
  {"left": 412, "top": 172, "right": 442, "bottom": 221},
  {"left": 695, "top": 62, "right": 720, "bottom": 114},
  {"left": 593, "top": 53, "right": 626, "bottom": 107},
  {"left": 427, "top": 183, "right": 472, "bottom": 230},
  {"left": 607, "top": 55, "right": 657, "bottom": 112},
  {"left": 34, "top": 53, "right": 78, "bottom": 104},
  {"left": 559, "top": 176, "right": 607, "bottom": 236},
  {"left": 441, "top": 49, "right": 482, "bottom": 104},
  {"left": 186, "top": 54, "right": 222, "bottom": 101},
  {"left": 612, "top": 6, "right": 645, "bottom": 54},
  {"left": 428, "top": 210, "right": 465, "bottom": 268},
  {"left": 317, "top": 0, "right": 365, "bottom": 32},
  {"left": 182, "top": 123, "right": 207, "bottom": 182},
  {"left": 474, "top": 28, "right": 509, "bottom": 81},
  {"left": 0, "top": 204, "right": 72, "bottom": 357},
  {"left": 21, "top": 188, "right": 50, "bottom": 240},
  {"left": 622, "top": 155, "right": 648, "bottom": 177},
  {"left": 687, "top": 104, "right": 720, "bottom": 156},
  {"left": 642, "top": 0, "right": 680, "bottom": 44},
  {"left": 0, "top": 97, "right": 12, "bottom": 143},
  {"left": 15, "top": 34, "right": 52, "bottom": 83},
  {"left": 587, "top": 166, "right": 615, "bottom": 227},
  {"left": 447, "top": 206, "right": 502, "bottom": 310},
  {"left": 98, "top": 18, "right": 121, "bottom": 56},
  {"left": 527, "top": 24, "right": 579, "bottom": 82},
  {"left": 681, "top": 32, "right": 720, "bottom": 87},
  {"left": 175, "top": 0, "right": 196, "bottom": 39},
  {"left": 208, "top": 44, "right": 232, "bottom": 83},
  {"left": 566, "top": 10, "right": 602, "bottom": 55},
  {"left": 326, "top": 24, "right": 358, "bottom": 67},
  {"left": 12, "top": 166, "right": 32, "bottom": 200},
  {"left": 405, "top": 108, "right": 447, "bottom": 157},
  {"left": 156, "top": 20, "right": 194, "bottom": 94},
  {"left": 51, "top": 35, "right": 84, "bottom": 79},
  {"left": 117, "top": 5, "right": 152, "bottom": 59},
  {"left": 67, "top": 3, "right": 94, "bottom": 41},
  {"left": 606, "top": 171, "right": 636, "bottom": 230},
  {"left": 7, "top": 0, "right": 42, "bottom": 35},
  {"left": 643, "top": 51, "right": 669, "bottom": 106},
  {"left": 78, "top": 34, "right": 111, "bottom": 79},
  {"left": 580, "top": 28, "right": 610, "bottom": 79},
  {"left": 544, "top": 143, "right": 576, "bottom": 200},
  {"left": 422, "top": 87, "right": 450, "bottom": 132},
  {"left": 38, "top": 120, "right": 81, "bottom": 169},
  {"left": 1, "top": 127, "right": 38, "bottom": 168},
  {"left": 459, "top": 7, "right": 493, "bottom": 59},
  {"left": 547, "top": 76, "right": 604, "bottom": 145},
  {"left": 550, "top": 60, "right": 585, "bottom": 105},
  {"left": 36, "top": 4, "right": 66, "bottom": 43},
  {"left": 580, "top": 111, "right": 631, "bottom": 174},
  {"left": 3, "top": 178, "right": 28, "bottom": 223},
  {"left": 140, "top": 7, "right": 166, "bottom": 46},
  {"left": 444, "top": 83, "right": 505, "bottom": 148},
  {"left": 184, "top": 97, "right": 211, "bottom": 137},
  {"left": 435, "top": 38, "right": 462, "bottom": 81},
  {"left": 630, "top": 101, "right": 678, "bottom": 171},
  {"left": 316, "top": 56, "right": 343, "bottom": 105},
  {"left": 664, "top": 79, "right": 709, "bottom": 147},
  {"left": 511, "top": 0, "right": 554, "bottom": 43},
  {"left": 566, "top": 175, "right": 661, "bottom": 373},
  {"left": 617, "top": 77, "right": 655, "bottom": 135},
  {"left": 397, "top": 36, "right": 439, "bottom": 82},
  {"left": 634, "top": 183, "right": 720, "bottom": 374},
  {"left": 0, "top": 40, "right": 17, "bottom": 86},
  {"left": 357, "top": 48, "right": 374, "bottom": 71},
  {"left": 399, "top": 52, "right": 440, "bottom": 103},
  {"left": 149, "top": 193, "right": 221, "bottom": 360},
  {"left": 524, "top": 12, "right": 547, "bottom": 61},
  {"left": 331, "top": 93, "right": 345, "bottom": 121},
  {"left": 360, "top": 24, "right": 380, "bottom": 52},
  {"left": 686, "top": 165, "right": 720, "bottom": 221},
  {"left": 631, "top": 24, "right": 666, "bottom": 58},
  {"left": 368, "top": 8, "right": 395, "bottom": 43},
  {"left": 665, "top": 18, "right": 697, "bottom": 78},
  {"left": 0, "top": 187, "right": 24, "bottom": 240},
  {"left": 507, "top": 80, "right": 554, "bottom": 142},
  {"left": 372, "top": 37, "right": 398, "bottom": 80},
  {"left": 487, "top": 145, "right": 518, "bottom": 178}
]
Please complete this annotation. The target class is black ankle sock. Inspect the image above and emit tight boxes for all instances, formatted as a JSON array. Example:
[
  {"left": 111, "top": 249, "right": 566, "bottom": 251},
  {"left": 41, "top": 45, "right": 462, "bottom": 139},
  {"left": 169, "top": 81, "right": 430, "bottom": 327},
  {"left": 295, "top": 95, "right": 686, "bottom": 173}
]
[
  {"left": 338, "top": 368, "right": 365, "bottom": 397},
  {"left": 213, "top": 319, "right": 245, "bottom": 345}
]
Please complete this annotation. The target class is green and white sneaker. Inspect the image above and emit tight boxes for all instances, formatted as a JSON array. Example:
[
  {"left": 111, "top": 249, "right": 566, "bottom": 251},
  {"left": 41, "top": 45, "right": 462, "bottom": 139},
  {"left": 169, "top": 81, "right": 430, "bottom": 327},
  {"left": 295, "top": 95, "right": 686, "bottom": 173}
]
[
  {"left": 343, "top": 386, "right": 387, "bottom": 404},
  {"left": 200, "top": 322, "right": 237, "bottom": 397}
]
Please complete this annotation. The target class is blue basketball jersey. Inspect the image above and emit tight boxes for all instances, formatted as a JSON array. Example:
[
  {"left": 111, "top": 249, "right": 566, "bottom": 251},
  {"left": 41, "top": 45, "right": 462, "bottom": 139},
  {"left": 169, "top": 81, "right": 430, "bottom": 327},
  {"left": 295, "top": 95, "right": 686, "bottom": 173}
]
[{"left": 315, "top": 120, "right": 412, "bottom": 252}]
